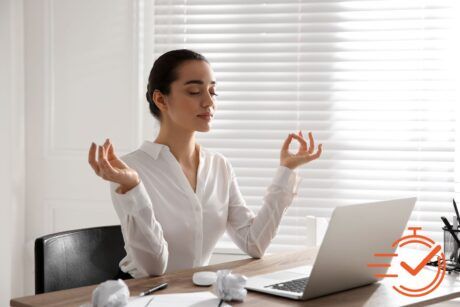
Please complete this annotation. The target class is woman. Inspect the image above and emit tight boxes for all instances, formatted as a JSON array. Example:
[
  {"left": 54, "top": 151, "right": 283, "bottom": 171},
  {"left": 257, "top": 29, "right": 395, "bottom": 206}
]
[{"left": 88, "top": 49, "right": 322, "bottom": 278}]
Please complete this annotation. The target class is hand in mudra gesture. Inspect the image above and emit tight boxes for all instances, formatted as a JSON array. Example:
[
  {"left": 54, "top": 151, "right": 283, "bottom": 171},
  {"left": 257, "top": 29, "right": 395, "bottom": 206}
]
[
  {"left": 88, "top": 138, "right": 140, "bottom": 193},
  {"left": 280, "top": 131, "right": 323, "bottom": 170}
]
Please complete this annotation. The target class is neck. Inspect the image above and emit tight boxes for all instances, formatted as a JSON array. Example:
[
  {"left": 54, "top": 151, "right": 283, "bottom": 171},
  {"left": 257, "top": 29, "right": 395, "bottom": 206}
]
[{"left": 154, "top": 124, "right": 198, "bottom": 166}]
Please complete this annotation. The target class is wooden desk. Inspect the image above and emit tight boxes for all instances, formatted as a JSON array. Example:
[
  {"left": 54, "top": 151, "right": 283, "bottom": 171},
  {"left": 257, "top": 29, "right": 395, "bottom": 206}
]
[{"left": 10, "top": 247, "right": 460, "bottom": 307}]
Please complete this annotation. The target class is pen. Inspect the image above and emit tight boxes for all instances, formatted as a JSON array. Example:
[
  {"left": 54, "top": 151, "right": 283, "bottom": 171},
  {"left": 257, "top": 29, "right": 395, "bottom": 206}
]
[
  {"left": 441, "top": 216, "right": 460, "bottom": 245},
  {"left": 453, "top": 199, "right": 460, "bottom": 227},
  {"left": 139, "top": 282, "right": 168, "bottom": 296}
]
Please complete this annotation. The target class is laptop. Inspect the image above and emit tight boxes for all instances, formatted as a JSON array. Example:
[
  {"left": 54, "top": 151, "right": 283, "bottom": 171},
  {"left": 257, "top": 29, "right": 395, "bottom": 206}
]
[{"left": 245, "top": 197, "right": 416, "bottom": 300}]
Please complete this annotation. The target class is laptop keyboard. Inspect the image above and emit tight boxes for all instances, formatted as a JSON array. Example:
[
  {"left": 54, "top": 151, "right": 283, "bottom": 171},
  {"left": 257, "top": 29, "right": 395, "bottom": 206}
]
[{"left": 265, "top": 277, "right": 309, "bottom": 293}]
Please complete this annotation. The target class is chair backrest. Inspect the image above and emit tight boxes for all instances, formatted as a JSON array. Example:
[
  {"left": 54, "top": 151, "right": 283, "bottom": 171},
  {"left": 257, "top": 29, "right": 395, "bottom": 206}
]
[{"left": 35, "top": 225, "right": 131, "bottom": 294}]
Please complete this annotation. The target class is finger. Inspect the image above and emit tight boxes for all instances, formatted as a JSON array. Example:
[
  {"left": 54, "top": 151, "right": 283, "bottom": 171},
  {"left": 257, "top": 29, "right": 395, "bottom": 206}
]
[
  {"left": 102, "top": 138, "right": 110, "bottom": 155},
  {"left": 107, "top": 141, "right": 129, "bottom": 168},
  {"left": 100, "top": 154, "right": 118, "bottom": 175},
  {"left": 298, "top": 130, "right": 307, "bottom": 151},
  {"left": 107, "top": 140, "right": 121, "bottom": 160},
  {"left": 291, "top": 133, "right": 308, "bottom": 151},
  {"left": 107, "top": 139, "right": 116, "bottom": 159},
  {"left": 102, "top": 141, "right": 109, "bottom": 161},
  {"left": 97, "top": 145, "right": 105, "bottom": 170},
  {"left": 281, "top": 133, "right": 294, "bottom": 151},
  {"left": 309, "top": 143, "right": 323, "bottom": 160},
  {"left": 102, "top": 139, "right": 113, "bottom": 165},
  {"left": 99, "top": 145, "right": 118, "bottom": 179},
  {"left": 88, "top": 142, "right": 100, "bottom": 174},
  {"left": 97, "top": 144, "right": 103, "bottom": 163},
  {"left": 308, "top": 132, "right": 315, "bottom": 154},
  {"left": 88, "top": 142, "right": 97, "bottom": 165}
]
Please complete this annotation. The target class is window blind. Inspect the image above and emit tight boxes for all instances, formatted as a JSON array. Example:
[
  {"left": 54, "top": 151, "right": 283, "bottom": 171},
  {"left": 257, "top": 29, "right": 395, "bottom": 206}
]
[{"left": 151, "top": 0, "right": 458, "bottom": 253}]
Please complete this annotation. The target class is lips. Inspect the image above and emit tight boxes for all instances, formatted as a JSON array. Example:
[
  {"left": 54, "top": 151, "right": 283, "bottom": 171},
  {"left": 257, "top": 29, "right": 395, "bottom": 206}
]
[{"left": 197, "top": 112, "right": 213, "bottom": 121}]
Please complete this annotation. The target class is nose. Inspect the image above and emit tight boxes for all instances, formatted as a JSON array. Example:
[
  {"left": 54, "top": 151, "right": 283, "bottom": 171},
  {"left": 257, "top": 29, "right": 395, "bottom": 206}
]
[{"left": 201, "top": 92, "right": 215, "bottom": 109}]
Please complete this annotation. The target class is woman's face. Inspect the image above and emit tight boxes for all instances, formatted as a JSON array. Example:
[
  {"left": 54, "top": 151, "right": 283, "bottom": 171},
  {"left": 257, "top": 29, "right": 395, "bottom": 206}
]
[{"left": 161, "top": 60, "right": 217, "bottom": 133}]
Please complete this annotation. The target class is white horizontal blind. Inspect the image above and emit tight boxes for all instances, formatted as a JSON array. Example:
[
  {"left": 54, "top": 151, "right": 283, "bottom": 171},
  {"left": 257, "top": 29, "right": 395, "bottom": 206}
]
[{"left": 151, "top": 0, "right": 458, "bottom": 252}]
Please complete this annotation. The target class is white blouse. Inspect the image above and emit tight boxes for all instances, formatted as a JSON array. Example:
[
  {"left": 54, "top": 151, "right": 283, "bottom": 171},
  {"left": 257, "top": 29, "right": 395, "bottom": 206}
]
[{"left": 110, "top": 141, "right": 302, "bottom": 278}]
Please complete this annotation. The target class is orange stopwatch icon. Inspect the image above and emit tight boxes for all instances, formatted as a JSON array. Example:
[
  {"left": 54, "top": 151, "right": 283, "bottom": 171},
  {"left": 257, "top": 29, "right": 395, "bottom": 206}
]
[{"left": 368, "top": 227, "right": 446, "bottom": 297}]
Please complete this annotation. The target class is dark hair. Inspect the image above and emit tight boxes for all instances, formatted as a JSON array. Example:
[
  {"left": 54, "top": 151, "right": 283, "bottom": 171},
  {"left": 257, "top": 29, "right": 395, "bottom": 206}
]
[{"left": 146, "top": 49, "right": 209, "bottom": 120}]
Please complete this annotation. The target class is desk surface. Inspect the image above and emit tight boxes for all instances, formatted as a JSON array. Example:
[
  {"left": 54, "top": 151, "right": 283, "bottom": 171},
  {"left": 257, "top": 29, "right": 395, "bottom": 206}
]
[{"left": 10, "top": 247, "right": 460, "bottom": 307}]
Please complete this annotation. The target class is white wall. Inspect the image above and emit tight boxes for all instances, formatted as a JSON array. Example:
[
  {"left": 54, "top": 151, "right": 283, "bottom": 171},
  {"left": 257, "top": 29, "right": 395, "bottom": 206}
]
[
  {"left": 22, "top": 0, "right": 147, "bottom": 295},
  {"left": 0, "top": 0, "right": 25, "bottom": 305}
]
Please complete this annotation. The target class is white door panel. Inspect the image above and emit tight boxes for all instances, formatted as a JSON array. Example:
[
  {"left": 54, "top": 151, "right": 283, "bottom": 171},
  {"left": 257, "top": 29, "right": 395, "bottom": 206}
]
[{"left": 24, "top": 0, "right": 145, "bottom": 295}]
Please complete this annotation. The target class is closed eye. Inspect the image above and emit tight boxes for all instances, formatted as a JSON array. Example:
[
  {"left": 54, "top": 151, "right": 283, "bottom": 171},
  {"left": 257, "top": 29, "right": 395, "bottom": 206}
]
[{"left": 189, "top": 92, "right": 219, "bottom": 97}]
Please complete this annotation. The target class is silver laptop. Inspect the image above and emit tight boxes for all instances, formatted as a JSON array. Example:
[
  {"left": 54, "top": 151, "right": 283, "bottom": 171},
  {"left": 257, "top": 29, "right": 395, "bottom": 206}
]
[{"left": 245, "top": 197, "right": 416, "bottom": 300}]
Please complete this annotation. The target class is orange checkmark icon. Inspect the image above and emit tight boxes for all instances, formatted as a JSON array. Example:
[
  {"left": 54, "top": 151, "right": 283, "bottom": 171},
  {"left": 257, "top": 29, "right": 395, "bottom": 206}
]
[{"left": 400, "top": 244, "right": 441, "bottom": 276}]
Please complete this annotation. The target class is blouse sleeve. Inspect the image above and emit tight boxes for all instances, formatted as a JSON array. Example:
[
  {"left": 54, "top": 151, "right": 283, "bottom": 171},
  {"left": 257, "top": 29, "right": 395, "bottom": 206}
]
[
  {"left": 110, "top": 180, "right": 169, "bottom": 277},
  {"left": 225, "top": 162, "right": 302, "bottom": 258}
]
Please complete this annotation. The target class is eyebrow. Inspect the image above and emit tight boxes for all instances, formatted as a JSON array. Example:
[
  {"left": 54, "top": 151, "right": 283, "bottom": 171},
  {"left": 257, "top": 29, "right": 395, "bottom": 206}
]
[{"left": 183, "top": 80, "right": 216, "bottom": 85}]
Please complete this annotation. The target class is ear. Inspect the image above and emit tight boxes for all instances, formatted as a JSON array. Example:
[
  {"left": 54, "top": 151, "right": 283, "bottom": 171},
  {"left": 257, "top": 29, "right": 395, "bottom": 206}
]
[{"left": 152, "top": 89, "right": 168, "bottom": 113}]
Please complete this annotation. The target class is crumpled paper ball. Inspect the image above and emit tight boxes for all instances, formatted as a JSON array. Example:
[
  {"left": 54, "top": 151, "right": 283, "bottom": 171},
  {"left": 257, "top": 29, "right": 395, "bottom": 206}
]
[
  {"left": 91, "top": 279, "right": 130, "bottom": 307},
  {"left": 212, "top": 269, "right": 248, "bottom": 302}
]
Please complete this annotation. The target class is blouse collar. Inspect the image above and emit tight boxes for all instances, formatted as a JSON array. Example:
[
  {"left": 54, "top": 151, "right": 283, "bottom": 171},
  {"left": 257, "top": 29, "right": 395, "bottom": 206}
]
[
  {"left": 139, "top": 141, "right": 170, "bottom": 160},
  {"left": 139, "top": 141, "right": 204, "bottom": 161}
]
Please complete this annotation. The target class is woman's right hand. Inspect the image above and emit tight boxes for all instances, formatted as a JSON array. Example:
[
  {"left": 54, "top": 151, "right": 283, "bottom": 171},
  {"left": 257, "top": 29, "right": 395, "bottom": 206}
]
[{"left": 88, "top": 138, "right": 140, "bottom": 194}]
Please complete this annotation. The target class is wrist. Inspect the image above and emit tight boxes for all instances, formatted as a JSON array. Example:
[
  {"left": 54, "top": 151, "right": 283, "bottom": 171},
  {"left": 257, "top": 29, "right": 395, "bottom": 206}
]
[
  {"left": 117, "top": 178, "right": 140, "bottom": 194},
  {"left": 280, "top": 162, "right": 296, "bottom": 170}
]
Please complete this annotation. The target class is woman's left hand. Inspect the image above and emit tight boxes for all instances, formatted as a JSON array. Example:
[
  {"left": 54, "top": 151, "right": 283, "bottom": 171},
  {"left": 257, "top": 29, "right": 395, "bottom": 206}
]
[{"left": 280, "top": 131, "right": 323, "bottom": 170}]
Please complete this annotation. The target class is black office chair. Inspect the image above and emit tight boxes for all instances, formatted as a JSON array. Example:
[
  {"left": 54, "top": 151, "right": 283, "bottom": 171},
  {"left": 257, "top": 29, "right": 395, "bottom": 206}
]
[{"left": 35, "top": 225, "right": 132, "bottom": 294}]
